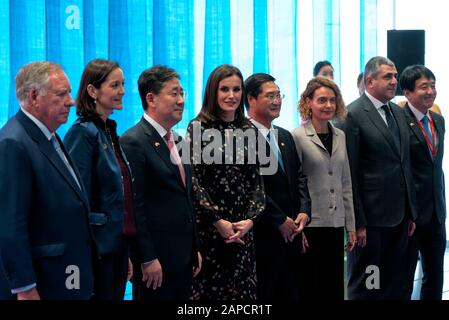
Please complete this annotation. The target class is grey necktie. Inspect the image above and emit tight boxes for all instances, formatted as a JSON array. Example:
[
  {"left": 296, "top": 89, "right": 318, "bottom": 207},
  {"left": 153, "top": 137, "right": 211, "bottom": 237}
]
[{"left": 51, "top": 135, "right": 81, "bottom": 190}]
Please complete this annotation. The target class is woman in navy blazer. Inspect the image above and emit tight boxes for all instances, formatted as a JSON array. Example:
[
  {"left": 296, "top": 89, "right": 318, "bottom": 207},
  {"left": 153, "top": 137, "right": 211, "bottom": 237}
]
[
  {"left": 291, "top": 77, "right": 356, "bottom": 300},
  {"left": 64, "top": 59, "right": 136, "bottom": 300}
]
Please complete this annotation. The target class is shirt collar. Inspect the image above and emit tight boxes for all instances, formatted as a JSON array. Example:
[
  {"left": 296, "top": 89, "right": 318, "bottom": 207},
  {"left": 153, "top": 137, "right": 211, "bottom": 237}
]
[
  {"left": 143, "top": 112, "right": 168, "bottom": 139},
  {"left": 365, "top": 91, "right": 390, "bottom": 111},
  {"left": 21, "top": 107, "right": 53, "bottom": 141},
  {"left": 407, "top": 102, "right": 428, "bottom": 121},
  {"left": 249, "top": 118, "right": 273, "bottom": 139}
]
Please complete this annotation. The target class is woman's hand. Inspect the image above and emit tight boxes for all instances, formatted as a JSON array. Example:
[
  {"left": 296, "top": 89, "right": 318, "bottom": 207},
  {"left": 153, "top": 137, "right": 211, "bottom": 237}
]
[
  {"left": 213, "top": 219, "right": 245, "bottom": 244},
  {"left": 227, "top": 219, "right": 254, "bottom": 244},
  {"left": 346, "top": 231, "right": 357, "bottom": 252}
]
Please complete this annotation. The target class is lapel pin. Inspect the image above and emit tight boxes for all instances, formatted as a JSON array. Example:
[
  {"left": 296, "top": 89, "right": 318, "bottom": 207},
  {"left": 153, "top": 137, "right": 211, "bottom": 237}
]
[
  {"left": 102, "top": 143, "right": 108, "bottom": 150},
  {"left": 410, "top": 122, "right": 415, "bottom": 127},
  {"left": 280, "top": 142, "right": 285, "bottom": 147},
  {"left": 155, "top": 142, "right": 160, "bottom": 147}
]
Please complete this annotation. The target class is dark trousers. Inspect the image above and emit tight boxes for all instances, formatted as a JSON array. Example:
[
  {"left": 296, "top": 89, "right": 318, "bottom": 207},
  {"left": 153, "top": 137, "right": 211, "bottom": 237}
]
[
  {"left": 404, "top": 215, "right": 446, "bottom": 300},
  {"left": 299, "top": 227, "right": 345, "bottom": 300},
  {"left": 256, "top": 240, "right": 301, "bottom": 300},
  {"left": 91, "top": 235, "right": 130, "bottom": 300},
  {"left": 347, "top": 220, "right": 409, "bottom": 300}
]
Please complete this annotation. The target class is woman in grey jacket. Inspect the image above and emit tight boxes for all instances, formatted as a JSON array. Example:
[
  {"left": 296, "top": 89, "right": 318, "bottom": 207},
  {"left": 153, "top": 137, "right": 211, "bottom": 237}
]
[
  {"left": 291, "top": 77, "right": 356, "bottom": 300},
  {"left": 64, "top": 59, "right": 136, "bottom": 300}
]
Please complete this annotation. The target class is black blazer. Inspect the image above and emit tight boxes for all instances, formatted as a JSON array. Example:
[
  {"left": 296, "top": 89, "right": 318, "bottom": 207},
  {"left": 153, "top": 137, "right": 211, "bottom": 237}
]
[
  {"left": 0, "top": 110, "right": 94, "bottom": 299},
  {"left": 120, "top": 117, "right": 198, "bottom": 273},
  {"left": 345, "top": 94, "right": 417, "bottom": 229},
  {"left": 254, "top": 125, "right": 311, "bottom": 253},
  {"left": 403, "top": 104, "right": 446, "bottom": 225}
]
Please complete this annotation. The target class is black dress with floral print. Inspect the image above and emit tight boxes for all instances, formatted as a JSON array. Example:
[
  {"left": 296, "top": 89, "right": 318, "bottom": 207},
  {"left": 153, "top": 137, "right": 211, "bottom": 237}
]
[{"left": 187, "top": 118, "right": 265, "bottom": 300}]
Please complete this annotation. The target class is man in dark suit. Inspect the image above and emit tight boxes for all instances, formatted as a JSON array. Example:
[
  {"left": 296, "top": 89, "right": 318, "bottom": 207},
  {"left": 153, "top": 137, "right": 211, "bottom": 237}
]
[
  {"left": 400, "top": 65, "right": 446, "bottom": 300},
  {"left": 120, "top": 65, "right": 201, "bottom": 300},
  {"left": 244, "top": 73, "right": 311, "bottom": 300},
  {"left": 0, "top": 62, "right": 94, "bottom": 300},
  {"left": 345, "top": 56, "right": 417, "bottom": 299}
]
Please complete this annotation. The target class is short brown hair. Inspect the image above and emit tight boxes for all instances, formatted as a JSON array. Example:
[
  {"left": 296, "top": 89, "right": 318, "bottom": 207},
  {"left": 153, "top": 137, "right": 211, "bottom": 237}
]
[
  {"left": 298, "top": 77, "right": 346, "bottom": 121},
  {"left": 138, "top": 65, "right": 180, "bottom": 110},
  {"left": 76, "top": 58, "right": 120, "bottom": 119}
]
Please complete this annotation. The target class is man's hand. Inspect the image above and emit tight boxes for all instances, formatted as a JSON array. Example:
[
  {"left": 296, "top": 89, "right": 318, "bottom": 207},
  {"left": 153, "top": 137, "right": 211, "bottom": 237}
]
[
  {"left": 17, "top": 287, "right": 40, "bottom": 300},
  {"left": 278, "top": 217, "right": 298, "bottom": 242},
  {"left": 301, "top": 232, "right": 309, "bottom": 253},
  {"left": 141, "top": 259, "right": 163, "bottom": 290},
  {"left": 127, "top": 258, "right": 133, "bottom": 281},
  {"left": 356, "top": 227, "right": 367, "bottom": 248},
  {"left": 408, "top": 220, "right": 416, "bottom": 237},
  {"left": 193, "top": 252, "right": 202, "bottom": 277},
  {"left": 294, "top": 213, "right": 309, "bottom": 232}
]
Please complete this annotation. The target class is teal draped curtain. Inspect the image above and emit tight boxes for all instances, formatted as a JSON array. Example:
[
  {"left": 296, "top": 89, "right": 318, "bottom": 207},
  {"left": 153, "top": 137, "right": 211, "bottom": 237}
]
[
  {"left": 360, "top": 0, "right": 378, "bottom": 71},
  {"left": 0, "top": 0, "right": 379, "bottom": 135}
]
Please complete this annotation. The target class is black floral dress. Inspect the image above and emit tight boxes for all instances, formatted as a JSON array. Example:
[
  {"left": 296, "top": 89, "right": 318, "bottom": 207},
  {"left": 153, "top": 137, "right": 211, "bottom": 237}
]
[{"left": 187, "top": 118, "right": 265, "bottom": 300}]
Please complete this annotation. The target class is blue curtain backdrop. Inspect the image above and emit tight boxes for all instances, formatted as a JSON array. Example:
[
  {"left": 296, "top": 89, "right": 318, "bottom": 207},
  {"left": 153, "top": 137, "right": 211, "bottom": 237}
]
[{"left": 0, "top": 0, "right": 379, "bottom": 136}]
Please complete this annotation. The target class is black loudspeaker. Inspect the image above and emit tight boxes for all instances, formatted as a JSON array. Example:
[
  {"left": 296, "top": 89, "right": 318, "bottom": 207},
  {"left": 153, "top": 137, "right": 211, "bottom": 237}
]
[{"left": 387, "top": 30, "right": 425, "bottom": 95}]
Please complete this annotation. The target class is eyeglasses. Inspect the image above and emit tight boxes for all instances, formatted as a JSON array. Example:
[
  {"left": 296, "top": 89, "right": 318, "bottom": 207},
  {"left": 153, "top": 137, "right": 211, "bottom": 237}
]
[
  {"left": 167, "top": 91, "right": 186, "bottom": 99},
  {"left": 265, "top": 93, "right": 285, "bottom": 102}
]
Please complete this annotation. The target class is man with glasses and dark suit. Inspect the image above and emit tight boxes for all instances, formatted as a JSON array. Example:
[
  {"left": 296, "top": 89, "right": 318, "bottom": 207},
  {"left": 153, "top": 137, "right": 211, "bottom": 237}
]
[
  {"left": 245, "top": 73, "right": 311, "bottom": 300},
  {"left": 120, "top": 66, "right": 201, "bottom": 300}
]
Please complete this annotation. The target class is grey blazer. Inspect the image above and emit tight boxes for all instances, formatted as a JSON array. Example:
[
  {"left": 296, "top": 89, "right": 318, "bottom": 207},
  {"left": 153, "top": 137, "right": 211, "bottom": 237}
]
[{"left": 291, "top": 121, "right": 355, "bottom": 231}]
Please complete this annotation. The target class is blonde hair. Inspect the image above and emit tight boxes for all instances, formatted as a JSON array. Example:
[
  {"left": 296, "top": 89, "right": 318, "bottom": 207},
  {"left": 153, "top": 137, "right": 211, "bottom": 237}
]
[{"left": 298, "top": 77, "right": 346, "bottom": 121}]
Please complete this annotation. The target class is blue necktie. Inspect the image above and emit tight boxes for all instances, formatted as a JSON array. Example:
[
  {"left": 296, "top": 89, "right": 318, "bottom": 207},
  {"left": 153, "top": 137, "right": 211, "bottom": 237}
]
[
  {"left": 51, "top": 135, "right": 81, "bottom": 190},
  {"left": 267, "top": 131, "right": 285, "bottom": 172},
  {"left": 421, "top": 115, "right": 434, "bottom": 145}
]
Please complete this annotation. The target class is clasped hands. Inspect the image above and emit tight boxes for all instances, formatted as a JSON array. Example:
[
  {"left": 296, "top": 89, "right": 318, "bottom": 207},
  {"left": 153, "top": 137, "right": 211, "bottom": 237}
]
[
  {"left": 214, "top": 218, "right": 254, "bottom": 245},
  {"left": 279, "top": 213, "right": 309, "bottom": 243}
]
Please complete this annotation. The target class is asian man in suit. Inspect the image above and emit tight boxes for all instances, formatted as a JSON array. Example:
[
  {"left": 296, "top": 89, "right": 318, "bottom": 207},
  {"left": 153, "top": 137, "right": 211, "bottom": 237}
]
[
  {"left": 0, "top": 61, "right": 94, "bottom": 300},
  {"left": 244, "top": 73, "right": 311, "bottom": 300},
  {"left": 120, "top": 65, "right": 201, "bottom": 300},
  {"left": 344, "top": 56, "right": 417, "bottom": 299},
  {"left": 400, "top": 65, "right": 446, "bottom": 300}
]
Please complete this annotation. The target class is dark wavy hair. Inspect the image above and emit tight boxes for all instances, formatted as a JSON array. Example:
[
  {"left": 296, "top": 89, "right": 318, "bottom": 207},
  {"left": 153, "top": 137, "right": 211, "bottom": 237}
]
[{"left": 196, "top": 64, "right": 245, "bottom": 124}]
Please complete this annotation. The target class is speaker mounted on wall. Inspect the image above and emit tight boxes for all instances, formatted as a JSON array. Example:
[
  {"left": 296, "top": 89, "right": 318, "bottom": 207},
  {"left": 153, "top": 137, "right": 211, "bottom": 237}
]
[{"left": 387, "top": 29, "right": 425, "bottom": 95}]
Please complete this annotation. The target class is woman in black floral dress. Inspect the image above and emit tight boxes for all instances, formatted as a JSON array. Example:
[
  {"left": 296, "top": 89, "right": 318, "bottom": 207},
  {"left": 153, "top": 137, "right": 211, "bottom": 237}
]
[{"left": 187, "top": 64, "right": 265, "bottom": 300}]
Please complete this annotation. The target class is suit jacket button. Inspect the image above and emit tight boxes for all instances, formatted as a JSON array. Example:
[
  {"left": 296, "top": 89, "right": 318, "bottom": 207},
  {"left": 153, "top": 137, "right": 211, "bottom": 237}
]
[
  {"left": 328, "top": 171, "right": 333, "bottom": 176},
  {"left": 330, "top": 189, "right": 334, "bottom": 193}
]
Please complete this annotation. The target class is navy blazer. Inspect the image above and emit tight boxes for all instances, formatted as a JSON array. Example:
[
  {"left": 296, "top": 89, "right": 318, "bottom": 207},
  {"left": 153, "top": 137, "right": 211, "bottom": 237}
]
[
  {"left": 0, "top": 110, "right": 94, "bottom": 299},
  {"left": 403, "top": 104, "right": 446, "bottom": 225},
  {"left": 64, "top": 117, "right": 132, "bottom": 256}
]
